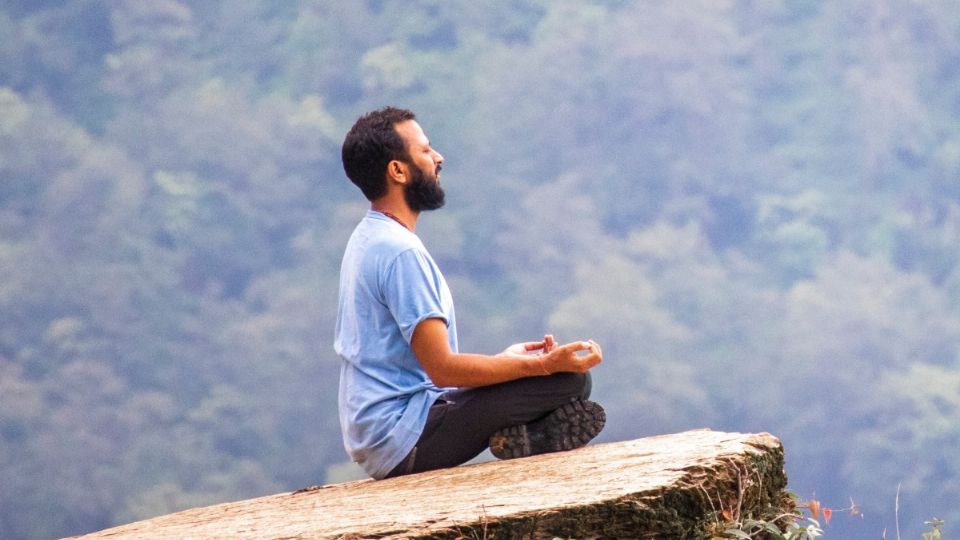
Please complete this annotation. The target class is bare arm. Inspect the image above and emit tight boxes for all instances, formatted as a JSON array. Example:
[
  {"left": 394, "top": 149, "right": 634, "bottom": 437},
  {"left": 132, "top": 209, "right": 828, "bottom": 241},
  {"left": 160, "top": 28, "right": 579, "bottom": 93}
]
[{"left": 410, "top": 318, "right": 602, "bottom": 388}]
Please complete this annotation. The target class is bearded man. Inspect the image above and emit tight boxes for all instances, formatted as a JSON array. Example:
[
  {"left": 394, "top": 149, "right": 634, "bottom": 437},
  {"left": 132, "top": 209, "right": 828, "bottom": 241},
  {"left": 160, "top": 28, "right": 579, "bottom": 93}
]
[{"left": 335, "top": 107, "right": 606, "bottom": 479}]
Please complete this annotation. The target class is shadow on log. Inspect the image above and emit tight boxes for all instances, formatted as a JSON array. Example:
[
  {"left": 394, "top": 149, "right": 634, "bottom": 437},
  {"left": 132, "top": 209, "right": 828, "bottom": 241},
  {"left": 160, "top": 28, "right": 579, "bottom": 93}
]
[{"left": 70, "top": 429, "right": 792, "bottom": 539}]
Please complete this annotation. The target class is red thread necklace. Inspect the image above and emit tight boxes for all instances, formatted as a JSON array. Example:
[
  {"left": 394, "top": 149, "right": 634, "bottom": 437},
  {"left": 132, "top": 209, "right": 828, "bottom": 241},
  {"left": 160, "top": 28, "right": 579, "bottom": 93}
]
[{"left": 381, "top": 211, "right": 411, "bottom": 232}]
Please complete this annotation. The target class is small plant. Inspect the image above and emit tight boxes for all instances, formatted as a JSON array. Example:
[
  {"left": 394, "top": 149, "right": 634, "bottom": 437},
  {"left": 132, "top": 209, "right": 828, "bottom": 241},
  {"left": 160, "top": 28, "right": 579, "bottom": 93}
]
[
  {"left": 922, "top": 518, "right": 945, "bottom": 540},
  {"left": 722, "top": 515, "right": 823, "bottom": 539},
  {"left": 719, "top": 496, "right": 862, "bottom": 539}
]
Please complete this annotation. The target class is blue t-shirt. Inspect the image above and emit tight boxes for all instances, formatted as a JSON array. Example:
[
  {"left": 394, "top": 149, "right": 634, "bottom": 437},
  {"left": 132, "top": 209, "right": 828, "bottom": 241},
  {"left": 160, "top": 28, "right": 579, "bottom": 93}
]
[{"left": 334, "top": 210, "right": 458, "bottom": 479}]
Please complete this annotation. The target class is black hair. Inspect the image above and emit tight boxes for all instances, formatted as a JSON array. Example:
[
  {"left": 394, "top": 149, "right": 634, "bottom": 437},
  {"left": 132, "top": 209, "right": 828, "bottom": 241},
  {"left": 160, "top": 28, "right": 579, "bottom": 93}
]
[{"left": 341, "top": 106, "right": 416, "bottom": 201}]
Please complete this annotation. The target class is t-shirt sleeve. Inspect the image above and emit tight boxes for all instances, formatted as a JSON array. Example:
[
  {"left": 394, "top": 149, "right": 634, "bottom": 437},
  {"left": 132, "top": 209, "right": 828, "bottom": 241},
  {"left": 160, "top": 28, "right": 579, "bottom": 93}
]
[{"left": 381, "top": 247, "right": 448, "bottom": 343}]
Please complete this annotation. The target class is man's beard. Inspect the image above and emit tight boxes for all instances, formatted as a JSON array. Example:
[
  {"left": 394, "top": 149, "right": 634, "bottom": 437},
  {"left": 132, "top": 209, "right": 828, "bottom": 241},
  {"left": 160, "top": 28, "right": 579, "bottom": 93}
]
[{"left": 404, "top": 161, "right": 445, "bottom": 212}]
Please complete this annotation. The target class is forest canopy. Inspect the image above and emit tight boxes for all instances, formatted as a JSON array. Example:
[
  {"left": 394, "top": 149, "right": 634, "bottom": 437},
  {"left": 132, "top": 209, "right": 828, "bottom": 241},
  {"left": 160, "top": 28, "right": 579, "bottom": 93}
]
[{"left": 1, "top": 1, "right": 959, "bottom": 539}]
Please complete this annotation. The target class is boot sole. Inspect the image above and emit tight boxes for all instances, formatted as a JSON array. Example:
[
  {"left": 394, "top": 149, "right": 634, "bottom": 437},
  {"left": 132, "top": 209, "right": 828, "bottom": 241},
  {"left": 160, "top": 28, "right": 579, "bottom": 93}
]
[{"left": 489, "top": 399, "right": 606, "bottom": 460}]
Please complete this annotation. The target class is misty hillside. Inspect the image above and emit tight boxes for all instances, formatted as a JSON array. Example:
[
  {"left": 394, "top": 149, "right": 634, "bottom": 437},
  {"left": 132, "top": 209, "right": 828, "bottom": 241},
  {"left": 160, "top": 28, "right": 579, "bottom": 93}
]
[{"left": 1, "top": 1, "right": 959, "bottom": 539}]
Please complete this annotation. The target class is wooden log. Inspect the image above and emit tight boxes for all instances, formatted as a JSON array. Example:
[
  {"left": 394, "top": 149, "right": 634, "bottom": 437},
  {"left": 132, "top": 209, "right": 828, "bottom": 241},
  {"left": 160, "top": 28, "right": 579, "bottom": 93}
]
[{"left": 69, "top": 429, "right": 791, "bottom": 539}]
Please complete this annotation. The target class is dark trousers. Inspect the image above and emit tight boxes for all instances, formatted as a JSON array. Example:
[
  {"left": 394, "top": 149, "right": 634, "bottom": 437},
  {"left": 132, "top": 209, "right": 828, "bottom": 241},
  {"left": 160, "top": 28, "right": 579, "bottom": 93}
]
[{"left": 386, "top": 372, "right": 592, "bottom": 478}]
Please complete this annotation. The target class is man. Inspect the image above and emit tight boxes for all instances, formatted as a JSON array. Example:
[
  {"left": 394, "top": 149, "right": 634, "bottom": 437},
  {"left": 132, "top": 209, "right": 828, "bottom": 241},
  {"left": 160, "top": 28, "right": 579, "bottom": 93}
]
[{"left": 335, "top": 106, "right": 605, "bottom": 479}]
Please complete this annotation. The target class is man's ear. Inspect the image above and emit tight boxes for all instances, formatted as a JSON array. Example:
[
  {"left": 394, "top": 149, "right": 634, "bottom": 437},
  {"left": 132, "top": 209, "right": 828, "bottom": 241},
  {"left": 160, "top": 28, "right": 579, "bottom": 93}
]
[{"left": 386, "top": 160, "right": 408, "bottom": 185}]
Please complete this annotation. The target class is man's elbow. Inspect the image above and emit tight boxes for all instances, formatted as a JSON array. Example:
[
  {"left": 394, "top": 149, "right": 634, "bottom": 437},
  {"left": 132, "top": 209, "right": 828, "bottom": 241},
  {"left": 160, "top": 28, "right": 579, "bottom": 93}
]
[
  {"left": 428, "top": 374, "right": 456, "bottom": 388},
  {"left": 419, "top": 354, "right": 460, "bottom": 388},
  {"left": 425, "top": 367, "right": 458, "bottom": 388}
]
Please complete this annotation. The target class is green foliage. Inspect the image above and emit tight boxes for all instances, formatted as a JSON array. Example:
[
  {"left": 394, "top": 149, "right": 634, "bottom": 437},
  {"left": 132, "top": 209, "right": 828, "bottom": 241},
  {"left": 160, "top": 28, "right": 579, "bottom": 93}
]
[
  {"left": 724, "top": 516, "right": 824, "bottom": 540},
  {"left": 924, "top": 518, "right": 946, "bottom": 540},
  {"left": 1, "top": 1, "right": 960, "bottom": 539}
]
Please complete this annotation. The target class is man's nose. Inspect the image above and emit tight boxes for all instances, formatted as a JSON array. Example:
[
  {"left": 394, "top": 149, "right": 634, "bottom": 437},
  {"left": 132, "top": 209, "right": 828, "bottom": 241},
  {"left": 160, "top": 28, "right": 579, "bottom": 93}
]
[{"left": 433, "top": 150, "right": 444, "bottom": 165}]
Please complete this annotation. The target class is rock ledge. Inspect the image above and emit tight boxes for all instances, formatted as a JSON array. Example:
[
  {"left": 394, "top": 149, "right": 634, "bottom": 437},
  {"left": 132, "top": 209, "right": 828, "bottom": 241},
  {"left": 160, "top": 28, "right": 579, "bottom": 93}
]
[{"left": 71, "top": 429, "right": 790, "bottom": 539}]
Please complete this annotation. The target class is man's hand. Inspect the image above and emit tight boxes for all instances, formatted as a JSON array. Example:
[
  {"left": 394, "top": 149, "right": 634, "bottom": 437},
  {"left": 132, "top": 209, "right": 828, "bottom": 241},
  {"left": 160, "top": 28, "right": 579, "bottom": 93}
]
[
  {"left": 500, "top": 335, "right": 602, "bottom": 375},
  {"left": 540, "top": 339, "right": 602, "bottom": 374},
  {"left": 499, "top": 334, "right": 557, "bottom": 357}
]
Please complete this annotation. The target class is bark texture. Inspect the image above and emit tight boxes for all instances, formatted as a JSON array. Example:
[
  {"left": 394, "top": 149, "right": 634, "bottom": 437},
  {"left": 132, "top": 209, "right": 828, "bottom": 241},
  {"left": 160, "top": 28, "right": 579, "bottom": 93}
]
[{"left": 70, "top": 429, "right": 790, "bottom": 539}]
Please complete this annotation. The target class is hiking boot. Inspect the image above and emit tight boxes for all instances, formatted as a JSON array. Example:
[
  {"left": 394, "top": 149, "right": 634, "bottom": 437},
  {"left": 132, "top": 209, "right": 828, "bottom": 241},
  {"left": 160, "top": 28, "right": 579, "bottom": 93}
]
[{"left": 488, "top": 399, "right": 606, "bottom": 460}]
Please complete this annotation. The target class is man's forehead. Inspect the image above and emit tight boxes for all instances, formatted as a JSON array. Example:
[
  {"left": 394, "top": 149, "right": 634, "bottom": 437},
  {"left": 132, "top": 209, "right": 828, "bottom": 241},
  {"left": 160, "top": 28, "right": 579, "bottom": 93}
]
[{"left": 395, "top": 119, "right": 429, "bottom": 146}]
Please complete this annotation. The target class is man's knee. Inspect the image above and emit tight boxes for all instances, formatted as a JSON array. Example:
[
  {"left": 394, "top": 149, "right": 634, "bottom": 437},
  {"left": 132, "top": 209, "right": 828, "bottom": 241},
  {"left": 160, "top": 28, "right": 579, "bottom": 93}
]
[{"left": 548, "top": 371, "right": 592, "bottom": 400}]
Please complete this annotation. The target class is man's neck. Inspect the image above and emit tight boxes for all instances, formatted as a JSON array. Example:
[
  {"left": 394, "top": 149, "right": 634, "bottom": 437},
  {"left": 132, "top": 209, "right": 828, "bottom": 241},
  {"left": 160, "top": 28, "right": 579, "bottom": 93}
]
[{"left": 371, "top": 201, "right": 418, "bottom": 233}]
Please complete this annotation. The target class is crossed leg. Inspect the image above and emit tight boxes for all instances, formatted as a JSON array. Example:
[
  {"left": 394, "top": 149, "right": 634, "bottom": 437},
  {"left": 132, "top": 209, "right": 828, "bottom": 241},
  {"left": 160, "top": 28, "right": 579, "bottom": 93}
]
[{"left": 386, "top": 372, "right": 592, "bottom": 478}]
